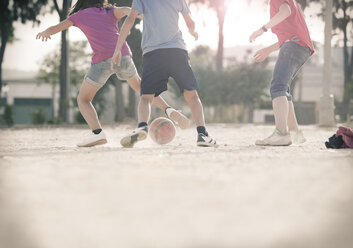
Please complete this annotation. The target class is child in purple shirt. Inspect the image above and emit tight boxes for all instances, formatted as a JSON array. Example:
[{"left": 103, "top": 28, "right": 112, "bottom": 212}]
[{"left": 36, "top": 0, "right": 189, "bottom": 147}]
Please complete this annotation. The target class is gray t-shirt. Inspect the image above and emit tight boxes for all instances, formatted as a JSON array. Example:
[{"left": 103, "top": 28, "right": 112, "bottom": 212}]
[{"left": 132, "top": 0, "right": 191, "bottom": 54}]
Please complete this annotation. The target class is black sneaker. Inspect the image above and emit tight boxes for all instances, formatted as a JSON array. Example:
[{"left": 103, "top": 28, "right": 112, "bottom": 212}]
[
  {"left": 120, "top": 126, "right": 148, "bottom": 148},
  {"left": 197, "top": 133, "right": 218, "bottom": 147}
]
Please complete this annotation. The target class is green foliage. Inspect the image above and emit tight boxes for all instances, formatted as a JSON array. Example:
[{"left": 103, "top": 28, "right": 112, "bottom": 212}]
[
  {"left": 0, "top": 0, "right": 48, "bottom": 93},
  {"left": 38, "top": 40, "right": 91, "bottom": 87},
  {"left": 189, "top": 45, "right": 216, "bottom": 70},
  {"left": 74, "top": 111, "right": 86, "bottom": 124},
  {"left": 30, "top": 108, "right": 46, "bottom": 125},
  {"left": 47, "top": 117, "right": 62, "bottom": 125},
  {"left": 171, "top": 45, "right": 270, "bottom": 109},
  {"left": 2, "top": 104, "right": 14, "bottom": 127},
  {"left": 38, "top": 40, "right": 110, "bottom": 122},
  {"left": 195, "top": 64, "right": 270, "bottom": 107}
]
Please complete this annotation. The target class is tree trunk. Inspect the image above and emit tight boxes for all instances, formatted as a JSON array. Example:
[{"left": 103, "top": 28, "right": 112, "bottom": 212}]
[
  {"left": 342, "top": 1, "right": 349, "bottom": 120},
  {"left": 111, "top": 75, "right": 125, "bottom": 122},
  {"left": 0, "top": 62, "right": 2, "bottom": 96},
  {"left": 58, "top": 0, "right": 72, "bottom": 123},
  {"left": 127, "top": 87, "right": 136, "bottom": 118},
  {"left": 59, "top": 29, "right": 70, "bottom": 122},
  {"left": 0, "top": 22, "right": 9, "bottom": 95},
  {"left": 216, "top": 9, "right": 225, "bottom": 71}
]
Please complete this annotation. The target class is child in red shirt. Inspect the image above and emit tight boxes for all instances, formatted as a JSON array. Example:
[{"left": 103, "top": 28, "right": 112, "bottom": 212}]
[{"left": 250, "top": 0, "right": 314, "bottom": 146}]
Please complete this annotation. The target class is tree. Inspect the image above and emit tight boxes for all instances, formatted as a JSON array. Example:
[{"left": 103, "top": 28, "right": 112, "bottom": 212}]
[
  {"left": 53, "top": 0, "right": 72, "bottom": 123},
  {"left": 114, "top": 0, "right": 143, "bottom": 119},
  {"left": 305, "top": 0, "right": 353, "bottom": 119},
  {"left": 0, "top": 0, "right": 48, "bottom": 94},
  {"left": 189, "top": 0, "right": 231, "bottom": 70},
  {"left": 332, "top": 0, "right": 353, "bottom": 114},
  {"left": 38, "top": 41, "right": 109, "bottom": 121},
  {"left": 170, "top": 45, "right": 270, "bottom": 122}
]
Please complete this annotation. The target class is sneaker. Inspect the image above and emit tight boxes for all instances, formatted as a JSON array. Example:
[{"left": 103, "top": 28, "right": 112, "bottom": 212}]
[
  {"left": 77, "top": 131, "right": 107, "bottom": 147},
  {"left": 197, "top": 133, "right": 218, "bottom": 147},
  {"left": 120, "top": 126, "right": 148, "bottom": 148},
  {"left": 255, "top": 129, "right": 292, "bottom": 146},
  {"left": 291, "top": 130, "right": 306, "bottom": 144},
  {"left": 165, "top": 107, "right": 190, "bottom": 129}
]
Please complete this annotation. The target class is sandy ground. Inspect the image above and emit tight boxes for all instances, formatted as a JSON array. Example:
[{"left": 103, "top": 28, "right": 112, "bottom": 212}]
[{"left": 0, "top": 124, "right": 352, "bottom": 248}]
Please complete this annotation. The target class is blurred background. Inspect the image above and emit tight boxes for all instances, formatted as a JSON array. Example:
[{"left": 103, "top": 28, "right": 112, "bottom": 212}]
[{"left": 0, "top": 0, "right": 352, "bottom": 127}]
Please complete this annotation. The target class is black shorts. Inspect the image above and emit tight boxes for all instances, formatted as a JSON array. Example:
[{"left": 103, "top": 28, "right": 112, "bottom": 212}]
[{"left": 140, "top": 48, "right": 198, "bottom": 96}]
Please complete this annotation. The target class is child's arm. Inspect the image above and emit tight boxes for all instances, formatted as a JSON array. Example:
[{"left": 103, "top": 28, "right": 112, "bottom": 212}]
[
  {"left": 182, "top": 14, "right": 198, "bottom": 40},
  {"left": 113, "top": 7, "right": 132, "bottom": 20},
  {"left": 249, "top": 2, "right": 291, "bottom": 43},
  {"left": 253, "top": 42, "right": 280, "bottom": 63},
  {"left": 114, "top": 7, "right": 143, "bottom": 20},
  {"left": 36, "top": 19, "right": 73, "bottom": 42},
  {"left": 111, "top": 9, "right": 139, "bottom": 69}
]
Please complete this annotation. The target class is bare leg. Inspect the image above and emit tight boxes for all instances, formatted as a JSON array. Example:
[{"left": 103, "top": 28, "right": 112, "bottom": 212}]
[
  {"left": 288, "top": 101, "right": 299, "bottom": 131},
  {"left": 127, "top": 76, "right": 190, "bottom": 129},
  {"left": 77, "top": 80, "right": 101, "bottom": 131},
  {"left": 272, "top": 96, "right": 289, "bottom": 135},
  {"left": 138, "top": 94, "right": 154, "bottom": 124},
  {"left": 120, "top": 94, "right": 153, "bottom": 148},
  {"left": 183, "top": 90, "right": 205, "bottom": 127},
  {"left": 127, "top": 76, "right": 169, "bottom": 111}
]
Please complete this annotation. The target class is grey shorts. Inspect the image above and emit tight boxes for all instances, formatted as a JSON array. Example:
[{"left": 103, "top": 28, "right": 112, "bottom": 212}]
[{"left": 85, "top": 56, "right": 138, "bottom": 87}]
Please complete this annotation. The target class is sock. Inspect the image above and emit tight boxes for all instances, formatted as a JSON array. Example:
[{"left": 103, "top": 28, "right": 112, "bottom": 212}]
[
  {"left": 138, "top": 122, "right": 148, "bottom": 128},
  {"left": 92, "top": 128, "right": 102, "bottom": 135},
  {"left": 197, "top": 126, "right": 208, "bottom": 136}
]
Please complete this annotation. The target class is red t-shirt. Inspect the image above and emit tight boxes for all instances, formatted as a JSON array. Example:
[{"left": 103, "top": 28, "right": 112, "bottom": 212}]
[{"left": 270, "top": 0, "right": 314, "bottom": 54}]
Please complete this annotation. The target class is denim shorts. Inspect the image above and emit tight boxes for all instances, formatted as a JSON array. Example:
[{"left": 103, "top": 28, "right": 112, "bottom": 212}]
[
  {"left": 141, "top": 48, "right": 198, "bottom": 96},
  {"left": 270, "top": 41, "right": 312, "bottom": 101},
  {"left": 85, "top": 56, "right": 138, "bottom": 87}
]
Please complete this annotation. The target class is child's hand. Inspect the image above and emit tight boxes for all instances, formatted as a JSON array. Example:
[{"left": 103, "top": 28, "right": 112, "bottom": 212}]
[
  {"left": 36, "top": 30, "right": 51, "bottom": 42},
  {"left": 110, "top": 50, "right": 122, "bottom": 70},
  {"left": 189, "top": 30, "right": 198, "bottom": 41},
  {"left": 249, "top": 29, "right": 264, "bottom": 43},
  {"left": 253, "top": 47, "right": 270, "bottom": 63}
]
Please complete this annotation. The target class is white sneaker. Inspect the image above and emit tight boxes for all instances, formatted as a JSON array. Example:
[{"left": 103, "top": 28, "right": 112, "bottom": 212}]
[
  {"left": 165, "top": 107, "right": 190, "bottom": 129},
  {"left": 291, "top": 130, "right": 306, "bottom": 144},
  {"left": 255, "top": 129, "right": 292, "bottom": 146},
  {"left": 77, "top": 131, "right": 107, "bottom": 147},
  {"left": 197, "top": 133, "right": 218, "bottom": 147},
  {"left": 120, "top": 126, "right": 148, "bottom": 148}
]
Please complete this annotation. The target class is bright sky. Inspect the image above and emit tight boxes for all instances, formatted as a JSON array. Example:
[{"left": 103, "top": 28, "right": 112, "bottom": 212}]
[{"left": 3, "top": 1, "right": 324, "bottom": 72}]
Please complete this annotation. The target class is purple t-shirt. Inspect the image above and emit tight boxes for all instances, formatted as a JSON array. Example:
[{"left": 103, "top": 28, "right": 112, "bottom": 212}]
[{"left": 68, "top": 7, "right": 131, "bottom": 64}]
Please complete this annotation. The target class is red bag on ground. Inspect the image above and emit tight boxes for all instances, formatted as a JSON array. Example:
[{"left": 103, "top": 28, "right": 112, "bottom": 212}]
[{"left": 336, "top": 126, "right": 353, "bottom": 148}]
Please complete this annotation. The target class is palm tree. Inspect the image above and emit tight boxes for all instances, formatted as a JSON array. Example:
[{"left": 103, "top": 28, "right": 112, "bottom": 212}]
[{"left": 189, "top": 0, "right": 231, "bottom": 70}]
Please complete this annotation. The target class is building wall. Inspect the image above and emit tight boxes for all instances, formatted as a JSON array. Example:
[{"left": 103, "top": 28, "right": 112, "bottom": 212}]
[{"left": 2, "top": 80, "right": 56, "bottom": 124}]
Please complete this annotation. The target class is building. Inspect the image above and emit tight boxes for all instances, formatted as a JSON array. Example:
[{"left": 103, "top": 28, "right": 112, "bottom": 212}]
[{"left": 1, "top": 70, "right": 56, "bottom": 124}]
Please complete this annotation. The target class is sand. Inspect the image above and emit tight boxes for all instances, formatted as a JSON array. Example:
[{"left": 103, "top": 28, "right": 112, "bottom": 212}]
[{"left": 0, "top": 124, "right": 352, "bottom": 248}]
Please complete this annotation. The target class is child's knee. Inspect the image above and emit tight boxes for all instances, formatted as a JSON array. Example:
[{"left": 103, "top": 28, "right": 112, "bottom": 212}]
[
  {"left": 183, "top": 89, "right": 198, "bottom": 100},
  {"left": 77, "top": 93, "right": 90, "bottom": 105},
  {"left": 140, "top": 94, "right": 154, "bottom": 103}
]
